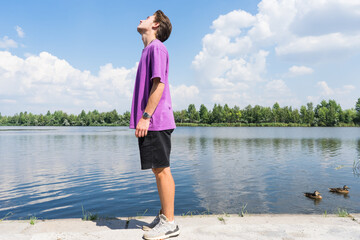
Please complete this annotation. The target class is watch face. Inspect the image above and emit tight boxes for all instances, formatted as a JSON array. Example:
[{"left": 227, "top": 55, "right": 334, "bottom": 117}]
[{"left": 143, "top": 112, "right": 151, "bottom": 118}]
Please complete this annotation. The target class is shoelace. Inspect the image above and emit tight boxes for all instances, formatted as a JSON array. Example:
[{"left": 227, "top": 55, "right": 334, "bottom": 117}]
[{"left": 151, "top": 218, "right": 168, "bottom": 233}]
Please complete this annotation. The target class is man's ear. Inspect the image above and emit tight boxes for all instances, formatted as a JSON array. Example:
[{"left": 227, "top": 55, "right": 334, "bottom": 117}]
[{"left": 152, "top": 22, "right": 160, "bottom": 30}]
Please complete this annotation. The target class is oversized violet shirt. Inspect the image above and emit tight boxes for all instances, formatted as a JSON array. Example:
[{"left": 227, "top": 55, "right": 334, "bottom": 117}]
[{"left": 130, "top": 39, "right": 176, "bottom": 131}]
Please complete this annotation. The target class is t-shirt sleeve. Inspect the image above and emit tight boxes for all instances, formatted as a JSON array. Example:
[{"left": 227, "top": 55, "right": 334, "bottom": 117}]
[{"left": 150, "top": 46, "right": 167, "bottom": 84}]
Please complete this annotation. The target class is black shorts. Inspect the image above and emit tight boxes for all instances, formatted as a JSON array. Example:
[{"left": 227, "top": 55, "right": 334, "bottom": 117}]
[{"left": 138, "top": 129, "right": 174, "bottom": 170}]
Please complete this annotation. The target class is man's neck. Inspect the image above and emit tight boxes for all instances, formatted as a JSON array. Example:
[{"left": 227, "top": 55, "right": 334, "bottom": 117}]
[{"left": 141, "top": 33, "right": 157, "bottom": 48}]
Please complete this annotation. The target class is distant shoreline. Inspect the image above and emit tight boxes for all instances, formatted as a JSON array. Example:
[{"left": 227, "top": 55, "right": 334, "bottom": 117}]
[
  {"left": 175, "top": 123, "right": 359, "bottom": 127},
  {"left": 0, "top": 123, "right": 358, "bottom": 127}
]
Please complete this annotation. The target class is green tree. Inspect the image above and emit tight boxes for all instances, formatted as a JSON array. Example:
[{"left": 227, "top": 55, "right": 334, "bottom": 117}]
[
  {"left": 232, "top": 106, "right": 242, "bottom": 123},
  {"left": 292, "top": 109, "right": 300, "bottom": 124},
  {"left": 318, "top": 107, "right": 328, "bottom": 126},
  {"left": 223, "top": 104, "right": 232, "bottom": 123},
  {"left": 342, "top": 109, "right": 357, "bottom": 124},
  {"left": 315, "top": 99, "right": 342, "bottom": 126},
  {"left": 283, "top": 106, "right": 292, "bottom": 123},
  {"left": 252, "top": 105, "right": 262, "bottom": 123},
  {"left": 300, "top": 105, "right": 307, "bottom": 124},
  {"left": 272, "top": 102, "right": 280, "bottom": 123},
  {"left": 306, "top": 102, "right": 315, "bottom": 125},
  {"left": 187, "top": 104, "right": 200, "bottom": 123},
  {"left": 78, "top": 110, "right": 87, "bottom": 126},
  {"left": 327, "top": 99, "right": 341, "bottom": 126},
  {"left": 211, "top": 104, "right": 225, "bottom": 123},
  {"left": 242, "top": 105, "right": 253, "bottom": 123},
  {"left": 174, "top": 110, "right": 188, "bottom": 123},
  {"left": 355, "top": 98, "right": 360, "bottom": 124},
  {"left": 121, "top": 111, "right": 131, "bottom": 125},
  {"left": 199, "top": 104, "right": 209, "bottom": 123},
  {"left": 261, "top": 107, "right": 272, "bottom": 123}
]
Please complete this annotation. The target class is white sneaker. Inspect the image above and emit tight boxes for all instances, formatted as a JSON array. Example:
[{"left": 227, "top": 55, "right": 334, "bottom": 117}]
[
  {"left": 143, "top": 214, "right": 180, "bottom": 240},
  {"left": 142, "top": 212, "right": 161, "bottom": 231}
]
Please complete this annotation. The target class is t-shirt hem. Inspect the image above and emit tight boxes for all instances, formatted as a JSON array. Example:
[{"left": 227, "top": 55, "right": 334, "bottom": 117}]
[
  {"left": 148, "top": 127, "right": 176, "bottom": 132},
  {"left": 129, "top": 125, "right": 176, "bottom": 131}
]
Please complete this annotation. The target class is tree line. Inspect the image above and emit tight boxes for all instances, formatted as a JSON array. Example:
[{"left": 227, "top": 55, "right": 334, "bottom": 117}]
[
  {"left": 1, "top": 98, "right": 360, "bottom": 127},
  {"left": 174, "top": 98, "right": 360, "bottom": 127},
  {"left": 0, "top": 110, "right": 130, "bottom": 126}
]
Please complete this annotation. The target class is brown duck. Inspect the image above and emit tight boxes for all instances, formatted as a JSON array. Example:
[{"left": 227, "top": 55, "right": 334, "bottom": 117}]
[
  {"left": 304, "top": 191, "right": 322, "bottom": 199},
  {"left": 329, "top": 185, "right": 350, "bottom": 194}
]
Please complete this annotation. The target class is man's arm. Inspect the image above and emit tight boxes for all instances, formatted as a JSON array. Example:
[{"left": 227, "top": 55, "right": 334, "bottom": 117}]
[{"left": 135, "top": 77, "right": 164, "bottom": 138}]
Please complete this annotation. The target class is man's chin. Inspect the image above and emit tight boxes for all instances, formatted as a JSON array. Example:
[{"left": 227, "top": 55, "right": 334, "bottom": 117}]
[{"left": 137, "top": 26, "right": 144, "bottom": 34}]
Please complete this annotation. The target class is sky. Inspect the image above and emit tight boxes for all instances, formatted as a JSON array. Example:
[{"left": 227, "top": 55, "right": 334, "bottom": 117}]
[{"left": 0, "top": 0, "right": 360, "bottom": 115}]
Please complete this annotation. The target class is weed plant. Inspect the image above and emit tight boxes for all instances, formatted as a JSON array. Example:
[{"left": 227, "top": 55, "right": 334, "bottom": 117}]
[
  {"left": 0, "top": 212, "right": 13, "bottom": 222},
  {"left": 81, "top": 205, "right": 99, "bottom": 221},
  {"left": 337, "top": 208, "right": 349, "bottom": 217},
  {"left": 29, "top": 216, "right": 37, "bottom": 225}
]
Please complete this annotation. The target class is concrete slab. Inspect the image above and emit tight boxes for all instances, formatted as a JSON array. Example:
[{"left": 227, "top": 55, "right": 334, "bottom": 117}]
[{"left": 0, "top": 214, "right": 359, "bottom": 240}]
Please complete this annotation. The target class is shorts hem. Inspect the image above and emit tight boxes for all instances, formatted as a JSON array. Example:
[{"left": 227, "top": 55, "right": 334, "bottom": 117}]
[{"left": 141, "top": 164, "right": 170, "bottom": 170}]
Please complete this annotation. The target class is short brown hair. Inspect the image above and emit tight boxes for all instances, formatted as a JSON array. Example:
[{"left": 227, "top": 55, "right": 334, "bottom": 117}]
[{"left": 154, "top": 10, "right": 172, "bottom": 42}]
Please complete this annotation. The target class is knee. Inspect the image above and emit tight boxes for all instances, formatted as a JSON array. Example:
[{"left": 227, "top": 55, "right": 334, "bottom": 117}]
[
  {"left": 152, "top": 167, "right": 170, "bottom": 177},
  {"left": 152, "top": 168, "right": 161, "bottom": 175}
]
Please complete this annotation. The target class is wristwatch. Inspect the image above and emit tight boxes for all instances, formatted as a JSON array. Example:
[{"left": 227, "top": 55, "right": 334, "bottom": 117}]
[{"left": 142, "top": 112, "right": 151, "bottom": 119}]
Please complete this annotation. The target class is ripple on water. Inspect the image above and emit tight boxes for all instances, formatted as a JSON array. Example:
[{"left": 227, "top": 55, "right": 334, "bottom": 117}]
[{"left": 0, "top": 126, "right": 360, "bottom": 219}]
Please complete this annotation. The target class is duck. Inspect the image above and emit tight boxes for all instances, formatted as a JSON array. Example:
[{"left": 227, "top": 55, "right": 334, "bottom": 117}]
[
  {"left": 304, "top": 191, "right": 322, "bottom": 200},
  {"left": 329, "top": 185, "right": 350, "bottom": 194}
]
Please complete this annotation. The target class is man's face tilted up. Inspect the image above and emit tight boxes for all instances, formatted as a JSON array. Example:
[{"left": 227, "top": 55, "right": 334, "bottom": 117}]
[{"left": 137, "top": 15, "right": 157, "bottom": 34}]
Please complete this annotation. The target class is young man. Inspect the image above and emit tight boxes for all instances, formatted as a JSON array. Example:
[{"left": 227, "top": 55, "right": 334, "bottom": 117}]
[{"left": 129, "top": 10, "right": 179, "bottom": 240}]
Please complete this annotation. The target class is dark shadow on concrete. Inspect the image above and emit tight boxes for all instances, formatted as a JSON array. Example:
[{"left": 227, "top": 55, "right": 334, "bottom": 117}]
[{"left": 95, "top": 218, "right": 148, "bottom": 230}]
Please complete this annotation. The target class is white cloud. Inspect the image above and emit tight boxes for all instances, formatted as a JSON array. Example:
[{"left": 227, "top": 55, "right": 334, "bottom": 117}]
[
  {"left": 0, "top": 36, "right": 18, "bottom": 48},
  {"left": 15, "top": 26, "right": 25, "bottom": 38},
  {"left": 192, "top": 0, "right": 360, "bottom": 108},
  {"left": 276, "top": 33, "right": 360, "bottom": 59},
  {"left": 265, "top": 79, "right": 290, "bottom": 96},
  {"left": 317, "top": 81, "right": 334, "bottom": 96},
  {"left": 306, "top": 81, "right": 356, "bottom": 105},
  {"left": 0, "top": 51, "right": 199, "bottom": 115},
  {"left": 0, "top": 51, "right": 137, "bottom": 115},
  {"left": 317, "top": 82, "right": 355, "bottom": 96},
  {"left": 287, "top": 65, "right": 314, "bottom": 77},
  {"left": 170, "top": 84, "right": 200, "bottom": 110},
  {"left": 212, "top": 10, "right": 256, "bottom": 37}
]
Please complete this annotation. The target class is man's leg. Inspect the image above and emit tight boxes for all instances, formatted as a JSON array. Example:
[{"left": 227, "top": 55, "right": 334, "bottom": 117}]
[{"left": 152, "top": 167, "right": 175, "bottom": 221}]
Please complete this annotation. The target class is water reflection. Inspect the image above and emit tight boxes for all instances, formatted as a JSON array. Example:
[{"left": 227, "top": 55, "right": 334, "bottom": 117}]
[
  {"left": 174, "top": 127, "right": 360, "bottom": 214},
  {"left": 0, "top": 126, "right": 360, "bottom": 219},
  {"left": 354, "top": 139, "right": 360, "bottom": 177}
]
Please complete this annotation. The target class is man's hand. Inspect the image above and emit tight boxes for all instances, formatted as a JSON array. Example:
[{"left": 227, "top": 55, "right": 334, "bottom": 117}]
[{"left": 135, "top": 117, "right": 150, "bottom": 138}]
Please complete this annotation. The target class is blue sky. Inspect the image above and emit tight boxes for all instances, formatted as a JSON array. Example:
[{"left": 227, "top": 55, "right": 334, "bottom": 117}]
[{"left": 0, "top": 0, "right": 359, "bottom": 115}]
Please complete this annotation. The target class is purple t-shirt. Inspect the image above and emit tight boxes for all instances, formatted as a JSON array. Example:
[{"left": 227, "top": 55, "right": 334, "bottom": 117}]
[{"left": 130, "top": 39, "right": 176, "bottom": 131}]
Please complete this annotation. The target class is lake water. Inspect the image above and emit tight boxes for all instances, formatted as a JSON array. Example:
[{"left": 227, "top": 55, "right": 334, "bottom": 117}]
[{"left": 0, "top": 126, "right": 359, "bottom": 220}]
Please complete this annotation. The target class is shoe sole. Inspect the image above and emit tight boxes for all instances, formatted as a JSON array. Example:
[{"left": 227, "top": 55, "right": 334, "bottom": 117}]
[{"left": 143, "top": 228, "right": 180, "bottom": 240}]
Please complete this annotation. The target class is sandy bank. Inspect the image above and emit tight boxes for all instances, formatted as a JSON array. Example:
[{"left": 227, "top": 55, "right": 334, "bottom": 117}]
[{"left": 1, "top": 214, "right": 360, "bottom": 240}]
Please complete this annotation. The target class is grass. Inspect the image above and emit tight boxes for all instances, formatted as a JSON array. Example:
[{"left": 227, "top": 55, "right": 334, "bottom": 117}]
[
  {"left": 217, "top": 216, "right": 226, "bottom": 224},
  {"left": 222, "top": 211, "right": 230, "bottom": 217},
  {"left": 323, "top": 210, "right": 328, "bottom": 217},
  {"left": 239, "top": 203, "right": 248, "bottom": 217},
  {"left": 337, "top": 208, "right": 349, "bottom": 217},
  {"left": 181, "top": 208, "right": 213, "bottom": 217},
  {"left": 29, "top": 216, "right": 37, "bottom": 225},
  {"left": 181, "top": 206, "right": 249, "bottom": 218},
  {"left": 81, "top": 205, "right": 99, "bottom": 221},
  {"left": 181, "top": 210, "right": 198, "bottom": 217},
  {"left": 0, "top": 212, "right": 13, "bottom": 222},
  {"left": 136, "top": 209, "right": 148, "bottom": 219}
]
